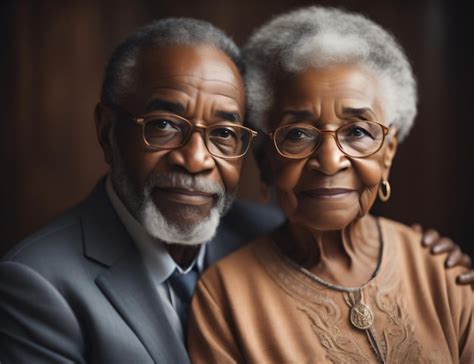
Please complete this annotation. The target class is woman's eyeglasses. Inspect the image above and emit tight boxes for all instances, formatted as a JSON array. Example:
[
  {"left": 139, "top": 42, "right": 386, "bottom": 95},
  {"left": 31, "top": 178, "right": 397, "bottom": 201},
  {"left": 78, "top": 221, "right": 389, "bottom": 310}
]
[{"left": 268, "top": 120, "right": 389, "bottom": 159}]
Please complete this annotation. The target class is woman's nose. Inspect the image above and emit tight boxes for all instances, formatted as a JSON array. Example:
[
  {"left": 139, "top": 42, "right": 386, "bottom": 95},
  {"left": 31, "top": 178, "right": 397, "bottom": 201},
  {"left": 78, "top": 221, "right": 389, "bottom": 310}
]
[
  {"left": 307, "top": 134, "right": 350, "bottom": 175},
  {"left": 167, "top": 132, "right": 216, "bottom": 174}
]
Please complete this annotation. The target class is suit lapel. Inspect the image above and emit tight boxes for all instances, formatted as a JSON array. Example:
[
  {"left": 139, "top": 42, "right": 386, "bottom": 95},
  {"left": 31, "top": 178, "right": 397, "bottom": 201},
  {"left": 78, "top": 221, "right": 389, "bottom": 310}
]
[
  {"left": 81, "top": 179, "right": 131, "bottom": 266},
  {"left": 96, "top": 251, "right": 189, "bottom": 363},
  {"left": 80, "top": 180, "right": 190, "bottom": 363}
]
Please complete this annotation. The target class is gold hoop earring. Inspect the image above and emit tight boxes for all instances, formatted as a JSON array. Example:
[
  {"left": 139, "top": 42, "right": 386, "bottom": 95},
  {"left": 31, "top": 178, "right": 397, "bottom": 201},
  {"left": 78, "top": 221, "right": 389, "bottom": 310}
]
[{"left": 378, "top": 180, "right": 391, "bottom": 202}]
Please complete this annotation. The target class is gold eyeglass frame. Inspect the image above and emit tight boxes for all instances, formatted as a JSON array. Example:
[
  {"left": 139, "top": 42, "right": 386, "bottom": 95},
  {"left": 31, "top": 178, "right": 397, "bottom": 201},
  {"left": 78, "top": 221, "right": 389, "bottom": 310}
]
[
  {"left": 267, "top": 121, "right": 390, "bottom": 160},
  {"left": 107, "top": 103, "right": 258, "bottom": 159}
]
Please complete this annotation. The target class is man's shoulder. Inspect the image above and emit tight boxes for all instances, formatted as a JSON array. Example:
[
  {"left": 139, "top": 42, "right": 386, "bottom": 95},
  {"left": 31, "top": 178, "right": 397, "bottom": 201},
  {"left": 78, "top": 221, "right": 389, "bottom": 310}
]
[
  {"left": 2, "top": 179, "right": 109, "bottom": 271},
  {"left": 2, "top": 203, "right": 86, "bottom": 275}
]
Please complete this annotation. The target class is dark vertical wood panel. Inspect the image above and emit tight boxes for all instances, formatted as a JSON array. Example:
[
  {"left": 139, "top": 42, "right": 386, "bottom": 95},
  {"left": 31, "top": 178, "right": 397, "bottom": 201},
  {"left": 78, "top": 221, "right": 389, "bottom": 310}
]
[{"left": 1, "top": 0, "right": 472, "bottom": 256}]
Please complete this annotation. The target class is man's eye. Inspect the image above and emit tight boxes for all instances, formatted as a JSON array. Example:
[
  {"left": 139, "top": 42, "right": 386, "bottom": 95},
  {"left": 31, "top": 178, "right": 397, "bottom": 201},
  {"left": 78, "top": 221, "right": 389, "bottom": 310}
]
[
  {"left": 153, "top": 119, "right": 173, "bottom": 129},
  {"left": 212, "top": 127, "right": 236, "bottom": 139},
  {"left": 287, "top": 128, "right": 310, "bottom": 140},
  {"left": 146, "top": 119, "right": 183, "bottom": 140}
]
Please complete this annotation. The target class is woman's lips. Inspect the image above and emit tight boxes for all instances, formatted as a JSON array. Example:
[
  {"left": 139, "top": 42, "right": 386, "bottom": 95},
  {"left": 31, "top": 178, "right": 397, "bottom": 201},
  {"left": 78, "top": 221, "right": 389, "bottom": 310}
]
[
  {"left": 300, "top": 188, "right": 355, "bottom": 199},
  {"left": 153, "top": 187, "right": 215, "bottom": 206}
]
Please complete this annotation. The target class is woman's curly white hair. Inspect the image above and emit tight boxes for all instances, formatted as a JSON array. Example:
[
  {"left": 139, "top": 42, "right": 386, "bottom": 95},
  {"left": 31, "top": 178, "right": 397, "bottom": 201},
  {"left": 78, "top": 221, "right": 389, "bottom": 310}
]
[{"left": 243, "top": 6, "right": 417, "bottom": 142}]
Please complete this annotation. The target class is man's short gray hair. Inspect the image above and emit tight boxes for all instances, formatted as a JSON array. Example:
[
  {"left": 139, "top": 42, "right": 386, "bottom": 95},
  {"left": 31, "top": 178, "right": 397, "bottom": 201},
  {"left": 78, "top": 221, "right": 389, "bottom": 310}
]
[
  {"left": 101, "top": 18, "right": 243, "bottom": 107},
  {"left": 243, "top": 6, "right": 417, "bottom": 141}
]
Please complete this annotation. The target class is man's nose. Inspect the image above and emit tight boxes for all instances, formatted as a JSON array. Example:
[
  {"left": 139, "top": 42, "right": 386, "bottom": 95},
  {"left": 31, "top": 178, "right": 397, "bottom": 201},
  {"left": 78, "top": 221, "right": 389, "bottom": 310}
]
[
  {"left": 306, "top": 134, "right": 350, "bottom": 175},
  {"left": 167, "top": 132, "right": 215, "bottom": 174}
]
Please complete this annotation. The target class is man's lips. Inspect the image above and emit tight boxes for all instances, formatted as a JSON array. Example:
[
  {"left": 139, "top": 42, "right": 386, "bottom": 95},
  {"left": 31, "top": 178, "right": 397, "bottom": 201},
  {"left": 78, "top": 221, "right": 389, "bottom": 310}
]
[
  {"left": 300, "top": 188, "right": 356, "bottom": 199},
  {"left": 153, "top": 187, "right": 215, "bottom": 206}
]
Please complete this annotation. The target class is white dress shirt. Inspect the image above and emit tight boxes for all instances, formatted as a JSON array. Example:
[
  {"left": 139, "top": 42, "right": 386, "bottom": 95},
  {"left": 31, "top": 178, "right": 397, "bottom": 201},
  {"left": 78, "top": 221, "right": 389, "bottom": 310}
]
[{"left": 105, "top": 176, "right": 206, "bottom": 340}]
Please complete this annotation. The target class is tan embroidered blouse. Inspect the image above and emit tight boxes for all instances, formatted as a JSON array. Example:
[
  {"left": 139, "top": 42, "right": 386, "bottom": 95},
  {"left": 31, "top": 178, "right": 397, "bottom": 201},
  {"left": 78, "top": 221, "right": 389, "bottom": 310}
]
[{"left": 188, "top": 217, "right": 474, "bottom": 363}]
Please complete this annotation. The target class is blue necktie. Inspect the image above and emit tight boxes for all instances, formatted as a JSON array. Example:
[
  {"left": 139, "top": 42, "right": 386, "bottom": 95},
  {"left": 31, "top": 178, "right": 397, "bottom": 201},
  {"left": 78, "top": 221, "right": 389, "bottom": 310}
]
[{"left": 168, "top": 267, "right": 199, "bottom": 329}]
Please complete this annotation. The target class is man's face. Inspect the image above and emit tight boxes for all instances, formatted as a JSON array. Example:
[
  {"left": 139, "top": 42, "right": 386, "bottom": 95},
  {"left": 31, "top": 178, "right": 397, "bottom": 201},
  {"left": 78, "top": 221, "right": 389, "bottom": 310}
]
[{"left": 98, "top": 44, "right": 246, "bottom": 245}]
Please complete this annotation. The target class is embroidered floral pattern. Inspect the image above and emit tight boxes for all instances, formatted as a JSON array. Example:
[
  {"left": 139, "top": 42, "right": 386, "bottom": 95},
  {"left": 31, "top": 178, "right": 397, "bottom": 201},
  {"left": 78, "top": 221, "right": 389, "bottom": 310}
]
[{"left": 253, "top": 220, "right": 436, "bottom": 363}]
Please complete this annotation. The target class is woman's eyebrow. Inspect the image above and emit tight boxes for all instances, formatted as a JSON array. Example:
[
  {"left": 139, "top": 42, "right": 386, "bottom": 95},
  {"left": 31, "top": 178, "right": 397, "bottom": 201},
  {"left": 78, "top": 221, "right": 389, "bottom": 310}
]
[{"left": 145, "top": 99, "right": 185, "bottom": 114}]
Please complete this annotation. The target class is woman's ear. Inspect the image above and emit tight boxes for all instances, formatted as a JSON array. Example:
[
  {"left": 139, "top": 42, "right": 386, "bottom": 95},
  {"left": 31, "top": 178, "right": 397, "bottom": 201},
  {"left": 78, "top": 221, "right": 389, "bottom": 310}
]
[
  {"left": 94, "top": 103, "right": 114, "bottom": 165},
  {"left": 382, "top": 129, "right": 398, "bottom": 178}
]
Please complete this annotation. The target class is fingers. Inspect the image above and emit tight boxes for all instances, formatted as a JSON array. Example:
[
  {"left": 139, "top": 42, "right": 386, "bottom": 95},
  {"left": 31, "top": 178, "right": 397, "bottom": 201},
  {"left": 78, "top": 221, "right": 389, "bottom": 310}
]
[
  {"left": 416, "top": 226, "right": 473, "bottom": 284},
  {"left": 461, "top": 254, "right": 472, "bottom": 268},
  {"left": 420, "top": 229, "right": 440, "bottom": 247},
  {"left": 411, "top": 223, "right": 422, "bottom": 233},
  {"left": 456, "top": 270, "right": 474, "bottom": 285},
  {"left": 430, "top": 237, "right": 455, "bottom": 254},
  {"left": 445, "top": 247, "right": 462, "bottom": 268},
  {"left": 444, "top": 248, "right": 473, "bottom": 285}
]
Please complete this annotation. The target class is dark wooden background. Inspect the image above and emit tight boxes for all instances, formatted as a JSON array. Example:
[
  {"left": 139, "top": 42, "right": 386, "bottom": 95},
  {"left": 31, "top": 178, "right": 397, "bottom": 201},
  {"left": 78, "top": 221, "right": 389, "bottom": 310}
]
[{"left": 1, "top": 0, "right": 473, "bottom": 257}]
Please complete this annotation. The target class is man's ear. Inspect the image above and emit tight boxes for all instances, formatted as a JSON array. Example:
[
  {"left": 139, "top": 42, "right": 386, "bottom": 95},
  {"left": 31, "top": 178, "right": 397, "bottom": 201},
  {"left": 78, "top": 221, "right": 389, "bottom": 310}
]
[
  {"left": 382, "top": 129, "right": 398, "bottom": 179},
  {"left": 94, "top": 103, "right": 114, "bottom": 165}
]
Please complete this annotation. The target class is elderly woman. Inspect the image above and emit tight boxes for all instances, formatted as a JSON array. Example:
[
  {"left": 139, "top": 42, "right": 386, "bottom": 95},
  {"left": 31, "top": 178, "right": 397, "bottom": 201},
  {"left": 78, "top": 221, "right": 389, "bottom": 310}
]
[{"left": 187, "top": 6, "right": 474, "bottom": 363}]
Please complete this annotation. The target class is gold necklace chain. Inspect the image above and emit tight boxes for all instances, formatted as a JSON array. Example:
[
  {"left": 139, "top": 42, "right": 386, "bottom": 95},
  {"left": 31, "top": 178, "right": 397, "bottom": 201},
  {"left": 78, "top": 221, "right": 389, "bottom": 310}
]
[{"left": 275, "top": 218, "right": 386, "bottom": 363}]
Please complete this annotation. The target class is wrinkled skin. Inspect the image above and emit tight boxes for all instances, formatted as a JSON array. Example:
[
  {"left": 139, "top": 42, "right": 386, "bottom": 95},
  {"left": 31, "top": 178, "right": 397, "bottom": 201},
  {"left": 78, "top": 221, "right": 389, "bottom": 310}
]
[
  {"left": 95, "top": 45, "right": 246, "bottom": 266},
  {"left": 261, "top": 64, "right": 473, "bottom": 284}
]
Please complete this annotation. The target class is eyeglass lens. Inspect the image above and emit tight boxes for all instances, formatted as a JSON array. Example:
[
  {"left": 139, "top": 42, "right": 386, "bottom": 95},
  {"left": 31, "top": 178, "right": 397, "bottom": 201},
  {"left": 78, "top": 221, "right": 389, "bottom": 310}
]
[
  {"left": 274, "top": 121, "right": 385, "bottom": 158},
  {"left": 143, "top": 114, "right": 250, "bottom": 158}
]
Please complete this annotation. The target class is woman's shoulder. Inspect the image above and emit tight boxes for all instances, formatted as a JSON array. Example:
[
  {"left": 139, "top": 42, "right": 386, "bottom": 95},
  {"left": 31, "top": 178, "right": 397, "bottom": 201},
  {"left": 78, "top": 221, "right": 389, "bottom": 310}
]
[
  {"left": 378, "top": 216, "right": 437, "bottom": 264},
  {"left": 377, "top": 216, "right": 436, "bottom": 259},
  {"left": 377, "top": 216, "right": 473, "bottom": 354},
  {"left": 377, "top": 216, "right": 421, "bottom": 243},
  {"left": 377, "top": 216, "right": 469, "bottom": 292}
]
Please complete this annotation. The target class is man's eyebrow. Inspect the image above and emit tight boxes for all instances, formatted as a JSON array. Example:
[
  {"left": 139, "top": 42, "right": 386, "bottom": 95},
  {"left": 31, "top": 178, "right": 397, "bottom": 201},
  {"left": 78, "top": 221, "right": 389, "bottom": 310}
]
[
  {"left": 281, "top": 110, "right": 315, "bottom": 120},
  {"left": 216, "top": 110, "right": 242, "bottom": 122},
  {"left": 342, "top": 107, "right": 374, "bottom": 118},
  {"left": 145, "top": 99, "right": 185, "bottom": 114}
]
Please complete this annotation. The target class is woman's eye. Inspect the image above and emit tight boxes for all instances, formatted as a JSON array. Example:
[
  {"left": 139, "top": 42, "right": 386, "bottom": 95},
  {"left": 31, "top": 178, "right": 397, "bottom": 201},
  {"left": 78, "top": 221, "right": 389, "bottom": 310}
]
[{"left": 348, "top": 127, "right": 371, "bottom": 138}]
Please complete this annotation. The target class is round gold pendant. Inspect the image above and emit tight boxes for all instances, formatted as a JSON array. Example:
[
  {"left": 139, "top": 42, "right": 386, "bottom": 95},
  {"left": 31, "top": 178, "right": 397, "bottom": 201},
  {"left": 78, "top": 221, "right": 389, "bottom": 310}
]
[{"left": 350, "top": 302, "right": 374, "bottom": 330}]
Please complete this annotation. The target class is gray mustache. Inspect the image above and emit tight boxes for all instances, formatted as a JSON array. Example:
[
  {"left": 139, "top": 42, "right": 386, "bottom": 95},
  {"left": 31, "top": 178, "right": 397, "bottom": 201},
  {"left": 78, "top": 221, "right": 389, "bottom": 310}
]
[{"left": 145, "top": 172, "right": 225, "bottom": 196}]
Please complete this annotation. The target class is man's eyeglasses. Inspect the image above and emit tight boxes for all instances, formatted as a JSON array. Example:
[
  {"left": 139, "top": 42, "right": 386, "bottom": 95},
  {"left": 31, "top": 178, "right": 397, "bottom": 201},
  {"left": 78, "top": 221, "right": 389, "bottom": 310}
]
[
  {"left": 268, "top": 120, "right": 390, "bottom": 159},
  {"left": 108, "top": 104, "right": 258, "bottom": 159}
]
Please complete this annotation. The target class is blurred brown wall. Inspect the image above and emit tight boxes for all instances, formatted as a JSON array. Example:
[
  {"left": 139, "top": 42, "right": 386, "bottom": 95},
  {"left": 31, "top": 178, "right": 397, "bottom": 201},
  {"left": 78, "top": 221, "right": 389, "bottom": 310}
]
[{"left": 1, "top": 0, "right": 473, "bottom": 256}]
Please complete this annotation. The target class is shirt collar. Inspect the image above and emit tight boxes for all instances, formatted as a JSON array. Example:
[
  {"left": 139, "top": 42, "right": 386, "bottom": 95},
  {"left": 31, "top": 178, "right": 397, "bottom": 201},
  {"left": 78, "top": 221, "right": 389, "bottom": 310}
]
[{"left": 105, "top": 175, "right": 206, "bottom": 284}]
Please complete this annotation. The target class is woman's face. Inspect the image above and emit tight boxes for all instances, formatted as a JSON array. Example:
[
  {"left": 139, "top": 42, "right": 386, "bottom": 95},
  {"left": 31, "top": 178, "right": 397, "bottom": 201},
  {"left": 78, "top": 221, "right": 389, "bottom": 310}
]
[{"left": 264, "top": 65, "right": 397, "bottom": 231}]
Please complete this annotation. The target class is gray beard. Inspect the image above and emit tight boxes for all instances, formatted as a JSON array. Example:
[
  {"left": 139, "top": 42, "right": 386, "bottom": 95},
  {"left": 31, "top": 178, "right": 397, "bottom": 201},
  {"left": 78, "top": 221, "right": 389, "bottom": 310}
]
[{"left": 109, "top": 137, "right": 235, "bottom": 246}]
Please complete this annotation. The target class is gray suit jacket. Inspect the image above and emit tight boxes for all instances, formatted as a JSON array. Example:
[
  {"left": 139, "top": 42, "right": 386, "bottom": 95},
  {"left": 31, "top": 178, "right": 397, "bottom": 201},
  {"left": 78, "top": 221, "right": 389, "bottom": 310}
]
[{"left": 0, "top": 179, "right": 284, "bottom": 364}]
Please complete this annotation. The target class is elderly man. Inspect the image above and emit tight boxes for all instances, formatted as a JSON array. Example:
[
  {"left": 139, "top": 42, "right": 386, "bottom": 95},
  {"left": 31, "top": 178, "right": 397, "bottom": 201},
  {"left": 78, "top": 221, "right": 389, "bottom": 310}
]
[
  {"left": 0, "top": 18, "right": 283, "bottom": 364},
  {"left": 0, "top": 18, "right": 472, "bottom": 364}
]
